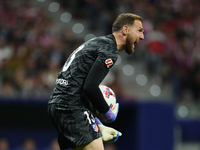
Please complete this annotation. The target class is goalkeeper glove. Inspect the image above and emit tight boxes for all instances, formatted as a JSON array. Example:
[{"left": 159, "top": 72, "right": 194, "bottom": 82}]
[
  {"left": 95, "top": 117, "right": 122, "bottom": 143},
  {"left": 101, "top": 103, "right": 119, "bottom": 123}
]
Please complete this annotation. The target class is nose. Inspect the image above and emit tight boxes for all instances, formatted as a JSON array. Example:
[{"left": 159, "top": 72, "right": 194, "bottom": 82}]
[{"left": 140, "top": 33, "right": 144, "bottom": 40}]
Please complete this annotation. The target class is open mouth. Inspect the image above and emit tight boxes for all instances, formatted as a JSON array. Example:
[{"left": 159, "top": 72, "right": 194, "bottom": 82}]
[
  {"left": 134, "top": 41, "right": 139, "bottom": 44},
  {"left": 133, "top": 41, "right": 138, "bottom": 47}
]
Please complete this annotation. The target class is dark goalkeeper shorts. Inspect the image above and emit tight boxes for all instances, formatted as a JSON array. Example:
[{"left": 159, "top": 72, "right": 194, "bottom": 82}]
[{"left": 47, "top": 103, "right": 102, "bottom": 149}]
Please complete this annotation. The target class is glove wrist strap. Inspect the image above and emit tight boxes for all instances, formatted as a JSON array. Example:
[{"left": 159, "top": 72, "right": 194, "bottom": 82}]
[{"left": 95, "top": 117, "right": 103, "bottom": 125}]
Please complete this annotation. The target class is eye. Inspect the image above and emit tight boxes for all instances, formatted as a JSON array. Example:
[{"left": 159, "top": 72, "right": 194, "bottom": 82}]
[{"left": 138, "top": 28, "right": 144, "bottom": 32}]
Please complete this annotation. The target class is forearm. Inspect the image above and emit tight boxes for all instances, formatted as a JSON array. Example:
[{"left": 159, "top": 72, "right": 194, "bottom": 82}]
[
  {"left": 84, "top": 86, "right": 109, "bottom": 113},
  {"left": 83, "top": 60, "right": 118, "bottom": 122},
  {"left": 83, "top": 62, "right": 109, "bottom": 113}
]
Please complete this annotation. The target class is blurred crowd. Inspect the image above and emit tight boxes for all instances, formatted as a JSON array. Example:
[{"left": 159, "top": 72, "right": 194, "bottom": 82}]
[
  {"left": 0, "top": 0, "right": 200, "bottom": 104},
  {"left": 0, "top": 0, "right": 83, "bottom": 99}
]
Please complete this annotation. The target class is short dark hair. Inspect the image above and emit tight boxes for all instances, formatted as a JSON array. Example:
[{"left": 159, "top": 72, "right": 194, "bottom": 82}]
[{"left": 112, "top": 13, "right": 143, "bottom": 33}]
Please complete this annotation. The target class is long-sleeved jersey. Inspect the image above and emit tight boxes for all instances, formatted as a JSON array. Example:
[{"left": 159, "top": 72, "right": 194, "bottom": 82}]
[{"left": 48, "top": 34, "right": 118, "bottom": 113}]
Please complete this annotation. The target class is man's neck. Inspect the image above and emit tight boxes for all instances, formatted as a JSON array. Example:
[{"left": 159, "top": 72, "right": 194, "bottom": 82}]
[{"left": 112, "top": 32, "right": 126, "bottom": 51}]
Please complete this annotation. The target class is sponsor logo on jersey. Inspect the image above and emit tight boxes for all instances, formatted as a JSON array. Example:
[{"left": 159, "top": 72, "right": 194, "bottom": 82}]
[
  {"left": 105, "top": 59, "right": 113, "bottom": 68},
  {"left": 56, "top": 78, "right": 68, "bottom": 86}
]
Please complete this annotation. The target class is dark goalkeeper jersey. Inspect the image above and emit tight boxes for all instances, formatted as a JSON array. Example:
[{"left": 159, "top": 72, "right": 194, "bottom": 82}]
[{"left": 48, "top": 34, "right": 118, "bottom": 109}]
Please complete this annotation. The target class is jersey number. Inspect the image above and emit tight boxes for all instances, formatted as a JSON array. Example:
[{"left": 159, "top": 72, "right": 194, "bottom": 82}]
[
  {"left": 62, "top": 45, "right": 84, "bottom": 72},
  {"left": 84, "top": 111, "right": 95, "bottom": 124}
]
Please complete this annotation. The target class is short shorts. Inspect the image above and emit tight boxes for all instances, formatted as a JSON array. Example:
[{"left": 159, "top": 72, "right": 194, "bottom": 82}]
[{"left": 47, "top": 104, "right": 102, "bottom": 149}]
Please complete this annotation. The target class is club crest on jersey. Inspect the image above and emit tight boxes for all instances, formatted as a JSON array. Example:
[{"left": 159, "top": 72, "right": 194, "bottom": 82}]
[
  {"left": 105, "top": 59, "right": 113, "bottom": 68},
  {"left": 92, "top": 123, "right": 99, "bottom": 132}
]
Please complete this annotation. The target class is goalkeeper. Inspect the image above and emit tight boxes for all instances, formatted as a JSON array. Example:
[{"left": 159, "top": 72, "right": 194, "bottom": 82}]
[{"left": 48, "top": 13, "right": 144, "bottom": 150}]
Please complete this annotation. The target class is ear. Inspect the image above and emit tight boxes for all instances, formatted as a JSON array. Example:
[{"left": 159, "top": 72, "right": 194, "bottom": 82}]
[{"left": 122, "top": 25, "right": 129, "bottom": 35}]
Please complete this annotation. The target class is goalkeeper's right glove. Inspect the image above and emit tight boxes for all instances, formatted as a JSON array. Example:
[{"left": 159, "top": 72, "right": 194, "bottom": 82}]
[{"left": 95, "top": 117, "right": 122, "bottom": 143}]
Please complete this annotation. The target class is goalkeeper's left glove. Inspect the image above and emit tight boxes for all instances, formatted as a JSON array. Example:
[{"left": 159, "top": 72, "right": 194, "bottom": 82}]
[{"left": 95, "top": 117, "right": 122, "bottom": 143}]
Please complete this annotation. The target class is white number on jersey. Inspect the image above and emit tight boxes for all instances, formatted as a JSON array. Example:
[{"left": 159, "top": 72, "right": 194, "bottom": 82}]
[{"left": 62, "top": 45, "right": 85, "bottom": 72}]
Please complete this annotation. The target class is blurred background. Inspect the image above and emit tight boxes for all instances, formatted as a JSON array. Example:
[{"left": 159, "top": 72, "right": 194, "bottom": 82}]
[{"left": 0, "top": 0, "right": 200, "bottom": 150}]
